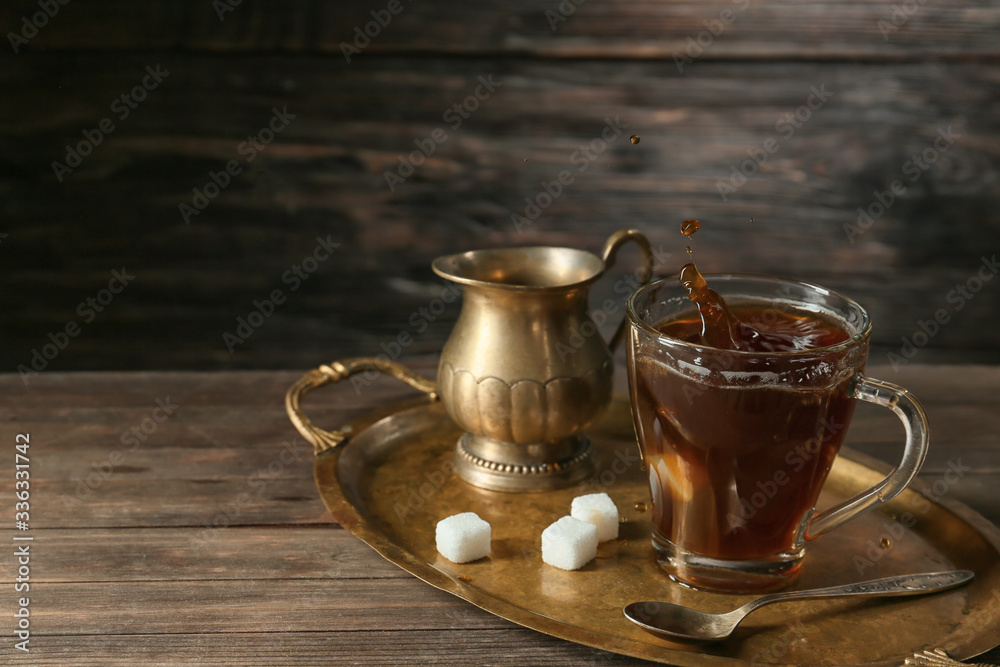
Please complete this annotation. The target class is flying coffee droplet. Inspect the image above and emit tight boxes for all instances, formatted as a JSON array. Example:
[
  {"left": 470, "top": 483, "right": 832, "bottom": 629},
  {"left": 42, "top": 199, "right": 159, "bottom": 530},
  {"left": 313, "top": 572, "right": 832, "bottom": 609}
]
[
  {"left": 685, "top": 245, "right": 693, "bottom": 257},
  {"left": 630, "top": 135, "right": 640, "bottom": 144},
  {"left": 634, "top": 502, "right": 648, "bottom": 512},
  {"left": 749, "top": 217, "right": 755, "bottom": 223},
  {"left": 879, "top": 537, "right": 891, "bottom": 549},
  {"left": 680, "top": 219, "right": 700, "bottom": 236}
]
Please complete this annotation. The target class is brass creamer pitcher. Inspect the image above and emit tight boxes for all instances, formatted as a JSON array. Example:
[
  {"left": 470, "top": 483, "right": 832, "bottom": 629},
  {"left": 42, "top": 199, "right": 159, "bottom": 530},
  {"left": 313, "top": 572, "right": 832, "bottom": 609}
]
[{"left": 432, "top": 229, "right": 653, "bottom": 491}]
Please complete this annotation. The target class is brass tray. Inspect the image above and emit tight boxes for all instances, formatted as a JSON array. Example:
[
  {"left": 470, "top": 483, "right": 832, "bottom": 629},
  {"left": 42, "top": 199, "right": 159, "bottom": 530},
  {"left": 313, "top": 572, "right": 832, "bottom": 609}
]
[{"left": 312, "top": 393, "right": 1000, "bottom": 665}]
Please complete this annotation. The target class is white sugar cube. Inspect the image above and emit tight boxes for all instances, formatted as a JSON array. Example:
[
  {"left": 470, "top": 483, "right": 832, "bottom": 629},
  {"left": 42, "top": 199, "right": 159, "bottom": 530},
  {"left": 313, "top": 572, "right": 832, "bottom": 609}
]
[
  {"left": 541, "top": 516, "right": 598, "bottom": 571},
  {"left": 436, "top": 512, "right": 491, "bottom": 563},
  {"left": 571, "top": 492, "right": 619, "bottom": 542}
]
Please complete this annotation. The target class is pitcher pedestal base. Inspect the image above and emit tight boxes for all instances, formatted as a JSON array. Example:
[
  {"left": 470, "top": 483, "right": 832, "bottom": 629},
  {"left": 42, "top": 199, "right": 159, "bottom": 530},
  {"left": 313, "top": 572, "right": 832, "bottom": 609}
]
[{"left": 454, "top": 432, "right": 594, "bottom": 492}]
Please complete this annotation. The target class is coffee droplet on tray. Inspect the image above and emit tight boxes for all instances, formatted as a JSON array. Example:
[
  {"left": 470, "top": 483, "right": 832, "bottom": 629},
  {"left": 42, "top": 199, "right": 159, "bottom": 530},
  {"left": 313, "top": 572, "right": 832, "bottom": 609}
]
[
  {"left": 630, "top": 135, "right": 640, "bottom": 144},
  {"left": 634, "top": 502, "right": 648, "bottom": 512},
  {"left": 879, "top": 537, "right": 891, "bottom": 549},
  {"left": 680, "top": 219, "right": 700, "bottom": 236}
]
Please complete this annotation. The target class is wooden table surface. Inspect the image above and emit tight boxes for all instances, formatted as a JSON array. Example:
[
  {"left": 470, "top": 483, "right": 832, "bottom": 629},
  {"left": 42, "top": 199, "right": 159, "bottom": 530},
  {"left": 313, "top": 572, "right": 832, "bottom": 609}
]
[{"left": 3, "top": 360, "right": 1000, "bottom": 665}]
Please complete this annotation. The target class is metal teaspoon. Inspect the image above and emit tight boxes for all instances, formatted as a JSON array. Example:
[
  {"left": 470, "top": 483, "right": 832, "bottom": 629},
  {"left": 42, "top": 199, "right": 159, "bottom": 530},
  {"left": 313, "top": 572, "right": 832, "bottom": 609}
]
[{"left": 624, "top": 570, "right": 974, "bottom": 641}]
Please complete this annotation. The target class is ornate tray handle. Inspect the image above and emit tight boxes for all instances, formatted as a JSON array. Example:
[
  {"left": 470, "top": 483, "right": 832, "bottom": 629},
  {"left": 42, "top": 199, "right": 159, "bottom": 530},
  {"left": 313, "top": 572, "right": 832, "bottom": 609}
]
[
  {"left": 285, "top": 357, "right": 438, "bottom": 455},
  {"left": 905, "top": 648, "right": 994, "bottom": 666}
]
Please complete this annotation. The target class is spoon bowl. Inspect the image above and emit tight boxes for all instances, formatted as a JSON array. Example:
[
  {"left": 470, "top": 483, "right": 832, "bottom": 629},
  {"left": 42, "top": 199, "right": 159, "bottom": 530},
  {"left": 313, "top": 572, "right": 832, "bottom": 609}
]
[{"left": 624, "top": 570, "right": 974, "bottom": 642}]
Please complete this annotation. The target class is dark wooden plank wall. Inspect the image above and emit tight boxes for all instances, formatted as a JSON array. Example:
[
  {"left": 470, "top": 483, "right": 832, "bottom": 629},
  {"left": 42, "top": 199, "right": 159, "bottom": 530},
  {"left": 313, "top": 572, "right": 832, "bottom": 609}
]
[{"left": 1, "top": 0, "right": 999, "bottom": 373}]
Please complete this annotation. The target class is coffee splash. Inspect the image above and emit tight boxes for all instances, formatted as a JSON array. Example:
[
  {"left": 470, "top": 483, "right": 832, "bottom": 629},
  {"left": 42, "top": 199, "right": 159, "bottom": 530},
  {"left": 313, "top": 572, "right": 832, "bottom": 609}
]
[{"left": 672, "top": 220, "right": 849, "bottom": 352}]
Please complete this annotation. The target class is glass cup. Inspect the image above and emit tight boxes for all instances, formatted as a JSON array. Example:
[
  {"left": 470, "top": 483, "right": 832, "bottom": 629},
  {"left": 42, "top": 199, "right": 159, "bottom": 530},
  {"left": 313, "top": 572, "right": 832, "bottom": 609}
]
[{"left": 626, "top": 274, "right": 929, "bottom": 593}]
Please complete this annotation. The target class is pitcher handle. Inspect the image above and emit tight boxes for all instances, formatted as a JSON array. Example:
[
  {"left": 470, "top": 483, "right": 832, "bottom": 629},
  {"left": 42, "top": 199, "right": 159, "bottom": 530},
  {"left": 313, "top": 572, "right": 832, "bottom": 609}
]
[
  {"left": 601, "top": 229, "right": 655, "bottom": 351},
  {"left": 285, "top": 357, "right": 438, "bottom": 455}
]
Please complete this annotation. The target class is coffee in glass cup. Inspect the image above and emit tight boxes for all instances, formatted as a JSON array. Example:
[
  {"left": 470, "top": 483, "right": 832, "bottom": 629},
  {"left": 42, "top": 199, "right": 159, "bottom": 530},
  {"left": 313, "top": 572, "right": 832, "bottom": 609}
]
[{"left": 626, "top": 268, "right": 929, "bottom": 592}]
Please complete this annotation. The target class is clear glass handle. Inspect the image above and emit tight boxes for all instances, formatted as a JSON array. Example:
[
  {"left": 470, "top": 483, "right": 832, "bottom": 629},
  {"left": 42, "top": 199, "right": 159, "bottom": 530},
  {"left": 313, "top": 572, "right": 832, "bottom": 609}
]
[{"left": 804, "top": 375, "right": 930, "bottom": 541}]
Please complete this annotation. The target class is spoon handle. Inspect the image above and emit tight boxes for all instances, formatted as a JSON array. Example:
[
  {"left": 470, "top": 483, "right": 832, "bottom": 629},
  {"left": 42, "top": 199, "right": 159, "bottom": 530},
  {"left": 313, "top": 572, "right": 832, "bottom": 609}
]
[{"left": 742, "top": 570, "right": 974, "bottom": 616}]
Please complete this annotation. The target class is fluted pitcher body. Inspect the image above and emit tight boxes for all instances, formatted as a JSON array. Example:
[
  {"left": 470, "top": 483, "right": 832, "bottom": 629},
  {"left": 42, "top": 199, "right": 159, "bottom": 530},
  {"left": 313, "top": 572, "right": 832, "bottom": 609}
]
[{"left": 432, "top": 230, "right": 652, "bottom": 491}]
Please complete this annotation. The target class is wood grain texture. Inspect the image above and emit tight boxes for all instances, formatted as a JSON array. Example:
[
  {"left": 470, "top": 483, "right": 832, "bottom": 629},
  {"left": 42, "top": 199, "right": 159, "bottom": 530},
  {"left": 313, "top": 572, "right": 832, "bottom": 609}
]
[
  {"left": 2, "top": 0, "right": 997, "bottom": 661},
  {"left": 23, "top": 579, "right": 518, "bottom": 635},
  {"left": 0, "top": 631, "right": 657, "bottom": 666},
  {"left": 2, "top": 51, "right": 998, "bottom": 371},
  {"left": 0, "top": 526, "right": 407, "bottom": 583},
  {"left": 1, "top": 363, "right": 998, "bottom": 527},
  {"left": 0, "top": 368, "right": 998, "bottom": 664},
  {"left": 3, "top": 0, "right": 999, "bottom": 59}
]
